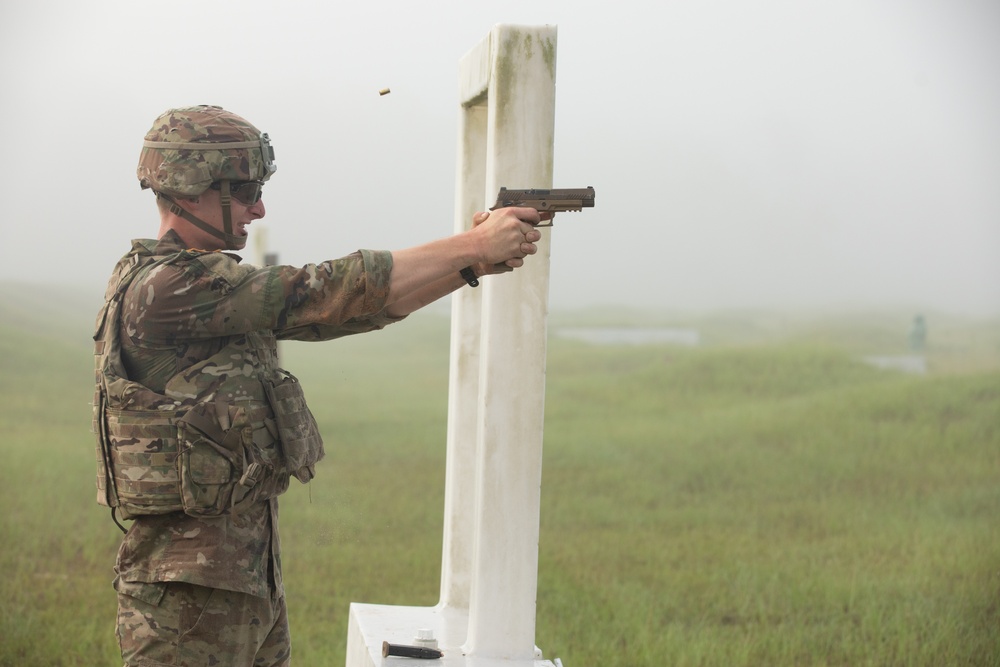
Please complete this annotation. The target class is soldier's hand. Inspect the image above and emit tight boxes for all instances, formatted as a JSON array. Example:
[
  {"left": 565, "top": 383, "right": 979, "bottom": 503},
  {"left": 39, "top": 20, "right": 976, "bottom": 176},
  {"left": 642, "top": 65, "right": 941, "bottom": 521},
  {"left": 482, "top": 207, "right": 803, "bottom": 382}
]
[{"left": 469, "top": 208, "right": 543, "bottom": 275}]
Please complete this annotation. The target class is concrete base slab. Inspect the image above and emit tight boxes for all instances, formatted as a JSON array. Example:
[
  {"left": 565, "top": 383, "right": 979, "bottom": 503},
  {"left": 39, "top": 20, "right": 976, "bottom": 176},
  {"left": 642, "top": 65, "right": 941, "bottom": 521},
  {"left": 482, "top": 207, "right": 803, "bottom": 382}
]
[{"left": 346, "top": 603, "right": 559, "bottom": 667}]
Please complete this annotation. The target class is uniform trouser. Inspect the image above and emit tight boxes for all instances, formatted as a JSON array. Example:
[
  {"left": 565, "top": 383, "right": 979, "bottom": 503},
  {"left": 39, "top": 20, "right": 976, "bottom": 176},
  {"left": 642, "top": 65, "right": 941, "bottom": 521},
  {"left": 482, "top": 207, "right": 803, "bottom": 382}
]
[{"left": 115, "top": 578, "right": 290, "bottom": 667}]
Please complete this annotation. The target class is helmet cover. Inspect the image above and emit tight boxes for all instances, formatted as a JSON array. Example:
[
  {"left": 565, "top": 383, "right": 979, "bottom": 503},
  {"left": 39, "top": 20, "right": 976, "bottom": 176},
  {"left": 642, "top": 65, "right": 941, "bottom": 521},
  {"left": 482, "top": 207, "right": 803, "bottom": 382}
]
[{"left": 137, "top": 105, "right": 276, "bottom": 197}]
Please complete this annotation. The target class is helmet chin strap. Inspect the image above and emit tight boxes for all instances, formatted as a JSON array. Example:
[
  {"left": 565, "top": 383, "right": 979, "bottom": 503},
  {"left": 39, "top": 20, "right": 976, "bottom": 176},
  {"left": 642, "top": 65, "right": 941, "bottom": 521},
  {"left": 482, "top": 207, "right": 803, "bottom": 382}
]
[{"left": 157, "top": 181, "right": 244, "bottom": 250}]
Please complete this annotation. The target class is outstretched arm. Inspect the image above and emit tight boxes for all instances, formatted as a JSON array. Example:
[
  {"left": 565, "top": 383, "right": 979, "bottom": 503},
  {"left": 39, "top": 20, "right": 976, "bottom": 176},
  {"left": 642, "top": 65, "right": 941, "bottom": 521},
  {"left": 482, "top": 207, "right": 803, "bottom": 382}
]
[{"left": 384, "top": 207, "right": 544, "bottom": 318}]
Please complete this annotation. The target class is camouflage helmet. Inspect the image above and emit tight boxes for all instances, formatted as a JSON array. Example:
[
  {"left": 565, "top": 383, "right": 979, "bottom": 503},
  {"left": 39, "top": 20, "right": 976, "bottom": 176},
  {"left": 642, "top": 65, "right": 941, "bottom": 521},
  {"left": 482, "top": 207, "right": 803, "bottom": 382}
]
[{"left": 137, "top": 105, "right": 276, "bottom": 197}]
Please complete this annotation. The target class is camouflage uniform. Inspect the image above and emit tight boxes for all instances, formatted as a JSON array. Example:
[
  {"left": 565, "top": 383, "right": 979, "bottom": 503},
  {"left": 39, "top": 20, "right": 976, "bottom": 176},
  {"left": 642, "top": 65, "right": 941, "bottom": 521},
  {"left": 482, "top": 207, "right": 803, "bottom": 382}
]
[{"left": 105, "top": 229, "right": 401, "bottom": 665}]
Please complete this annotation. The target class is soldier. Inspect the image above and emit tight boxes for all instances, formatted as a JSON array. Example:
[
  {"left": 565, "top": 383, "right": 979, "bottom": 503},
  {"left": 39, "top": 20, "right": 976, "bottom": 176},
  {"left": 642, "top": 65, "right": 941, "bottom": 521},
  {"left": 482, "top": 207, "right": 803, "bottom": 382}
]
[{"left": 93, "top": 105, "right": 544, "bottom": 666}]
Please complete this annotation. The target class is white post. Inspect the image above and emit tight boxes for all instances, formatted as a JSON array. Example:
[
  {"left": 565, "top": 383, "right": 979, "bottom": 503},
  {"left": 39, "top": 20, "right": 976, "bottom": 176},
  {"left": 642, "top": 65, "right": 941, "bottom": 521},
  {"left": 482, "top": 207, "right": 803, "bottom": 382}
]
[
  {"left": 346, "top": 24, "right": 558, "bottom": 667},
  {"left": 439, "top": 98, "right": 489, "bottom": 613},
  {"left": 459, "top": 24, "right": 557, "bottom": 661}
]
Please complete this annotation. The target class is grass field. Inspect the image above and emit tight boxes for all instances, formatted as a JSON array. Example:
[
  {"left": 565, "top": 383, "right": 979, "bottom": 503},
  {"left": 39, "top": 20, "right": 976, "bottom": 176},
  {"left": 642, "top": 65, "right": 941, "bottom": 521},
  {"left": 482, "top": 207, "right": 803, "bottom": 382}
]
[{"left": 1, "top": 284, "right": 998, "bottom": 666}]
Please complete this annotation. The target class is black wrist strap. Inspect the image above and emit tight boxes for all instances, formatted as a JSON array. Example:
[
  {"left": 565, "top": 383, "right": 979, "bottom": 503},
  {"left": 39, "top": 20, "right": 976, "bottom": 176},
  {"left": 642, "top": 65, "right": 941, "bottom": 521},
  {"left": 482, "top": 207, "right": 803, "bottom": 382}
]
[{"left": 459, "top": 266, "right": 479, "bottom": 287}]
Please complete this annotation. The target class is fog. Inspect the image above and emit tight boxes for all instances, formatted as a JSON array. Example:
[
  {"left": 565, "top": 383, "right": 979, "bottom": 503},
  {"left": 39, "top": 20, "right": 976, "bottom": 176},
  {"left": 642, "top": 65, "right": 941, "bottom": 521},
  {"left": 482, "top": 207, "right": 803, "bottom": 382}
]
[{"left": 2, "top": 0, "right": 998, "bottom": 315}]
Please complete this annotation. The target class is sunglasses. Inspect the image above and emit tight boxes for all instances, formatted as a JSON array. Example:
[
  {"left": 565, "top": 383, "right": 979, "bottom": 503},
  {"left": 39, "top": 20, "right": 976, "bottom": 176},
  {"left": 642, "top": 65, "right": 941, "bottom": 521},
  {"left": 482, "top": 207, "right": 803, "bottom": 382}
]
[{"left": 210, "top": 180, "right": 264, "bottom": 206}]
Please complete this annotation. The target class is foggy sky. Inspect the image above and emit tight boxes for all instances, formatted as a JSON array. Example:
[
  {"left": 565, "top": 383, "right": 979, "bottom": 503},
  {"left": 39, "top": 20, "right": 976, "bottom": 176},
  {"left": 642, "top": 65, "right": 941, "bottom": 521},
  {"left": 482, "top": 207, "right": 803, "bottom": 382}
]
[{"left": 1, "top": 0, "right": 998, "bottom": 316}]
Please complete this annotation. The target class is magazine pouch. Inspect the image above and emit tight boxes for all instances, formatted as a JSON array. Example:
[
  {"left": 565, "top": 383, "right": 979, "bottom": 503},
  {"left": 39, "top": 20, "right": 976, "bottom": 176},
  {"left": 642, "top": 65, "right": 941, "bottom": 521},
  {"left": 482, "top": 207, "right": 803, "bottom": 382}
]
[
  {"left": 102, "top": 402, "right": 185, "bottom": 519},
  {"left": 262, "top": 371, "right": 325, "bottom": 483}
]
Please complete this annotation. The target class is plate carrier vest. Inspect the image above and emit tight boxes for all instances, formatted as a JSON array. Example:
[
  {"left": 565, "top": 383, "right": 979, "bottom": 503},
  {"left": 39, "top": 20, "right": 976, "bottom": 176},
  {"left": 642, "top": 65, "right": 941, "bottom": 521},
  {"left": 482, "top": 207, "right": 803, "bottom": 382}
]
[{"left": 92, "top": 245, "right": 325, "bottom": 523}]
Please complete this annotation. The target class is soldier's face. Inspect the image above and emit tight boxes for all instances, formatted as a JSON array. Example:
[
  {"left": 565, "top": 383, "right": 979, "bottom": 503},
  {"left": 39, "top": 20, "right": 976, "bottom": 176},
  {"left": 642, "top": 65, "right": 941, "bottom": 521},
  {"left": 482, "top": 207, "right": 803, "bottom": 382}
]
[{"left": 177, "top": 189, "right": 266, "bottom": 250}]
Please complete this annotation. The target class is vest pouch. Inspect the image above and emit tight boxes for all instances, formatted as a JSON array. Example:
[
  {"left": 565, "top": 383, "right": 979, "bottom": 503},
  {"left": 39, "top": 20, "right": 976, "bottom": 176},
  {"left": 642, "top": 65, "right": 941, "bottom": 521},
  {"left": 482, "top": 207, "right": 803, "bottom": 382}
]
[
  {"left": 177, "top": 403, "right": 251, "bottom": 517},
  {"left": 103, "top": 406, "right": 184, "bottom": 519},
  {"left": 262, "top": 372, "right": 325, "bottom": 483}
]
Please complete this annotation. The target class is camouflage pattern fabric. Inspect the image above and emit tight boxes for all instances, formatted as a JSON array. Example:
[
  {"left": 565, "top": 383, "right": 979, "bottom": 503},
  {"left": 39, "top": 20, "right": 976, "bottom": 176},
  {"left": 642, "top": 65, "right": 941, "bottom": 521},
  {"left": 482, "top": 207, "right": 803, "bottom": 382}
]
[
  {"left": 137, "top": 105, "right": 275, "bottom": 198},
  {"left": 102, "top": 229, "right": 403, "bottom": 663},
  {"left": 117, "top": 230, "right": 401, "bottom": 381},
  {"left": 117, "top": 497, "right": 280, "bottom": 599},
  {"left": 116, "top": 578, "right": 290, "bottom": 666}
]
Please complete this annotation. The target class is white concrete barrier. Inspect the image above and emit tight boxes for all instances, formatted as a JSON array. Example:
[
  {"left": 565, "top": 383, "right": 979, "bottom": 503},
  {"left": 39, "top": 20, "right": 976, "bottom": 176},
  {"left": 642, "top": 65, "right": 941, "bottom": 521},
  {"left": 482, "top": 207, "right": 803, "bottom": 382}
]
[{"left": 347, "top": 24, "right": 561, "bottom": 667}]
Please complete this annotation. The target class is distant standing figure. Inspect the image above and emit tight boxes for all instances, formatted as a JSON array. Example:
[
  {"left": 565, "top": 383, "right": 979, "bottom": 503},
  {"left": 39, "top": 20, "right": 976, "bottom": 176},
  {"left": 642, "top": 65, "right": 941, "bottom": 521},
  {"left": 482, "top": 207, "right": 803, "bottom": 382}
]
[{"left": 909, "top": 314, "right": 927, "bottom": 353}]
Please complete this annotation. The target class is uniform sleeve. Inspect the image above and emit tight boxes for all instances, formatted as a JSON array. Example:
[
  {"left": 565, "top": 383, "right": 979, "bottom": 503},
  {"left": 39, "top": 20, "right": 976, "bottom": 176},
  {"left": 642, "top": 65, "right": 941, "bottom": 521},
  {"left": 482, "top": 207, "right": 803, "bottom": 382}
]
[
  {"left": 272, "top": 249, "right": 407, "bottom": 341},
  {"left": 123, "top": 249, "right": 402, "bottom": 345}
]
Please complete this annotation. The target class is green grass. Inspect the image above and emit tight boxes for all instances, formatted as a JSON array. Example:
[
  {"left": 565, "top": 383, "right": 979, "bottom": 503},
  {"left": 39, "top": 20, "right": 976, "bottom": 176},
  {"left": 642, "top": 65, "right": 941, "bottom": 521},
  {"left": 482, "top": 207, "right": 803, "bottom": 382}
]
[{"left": 1, "top": 285, "right": 998, "bottom": 666}]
